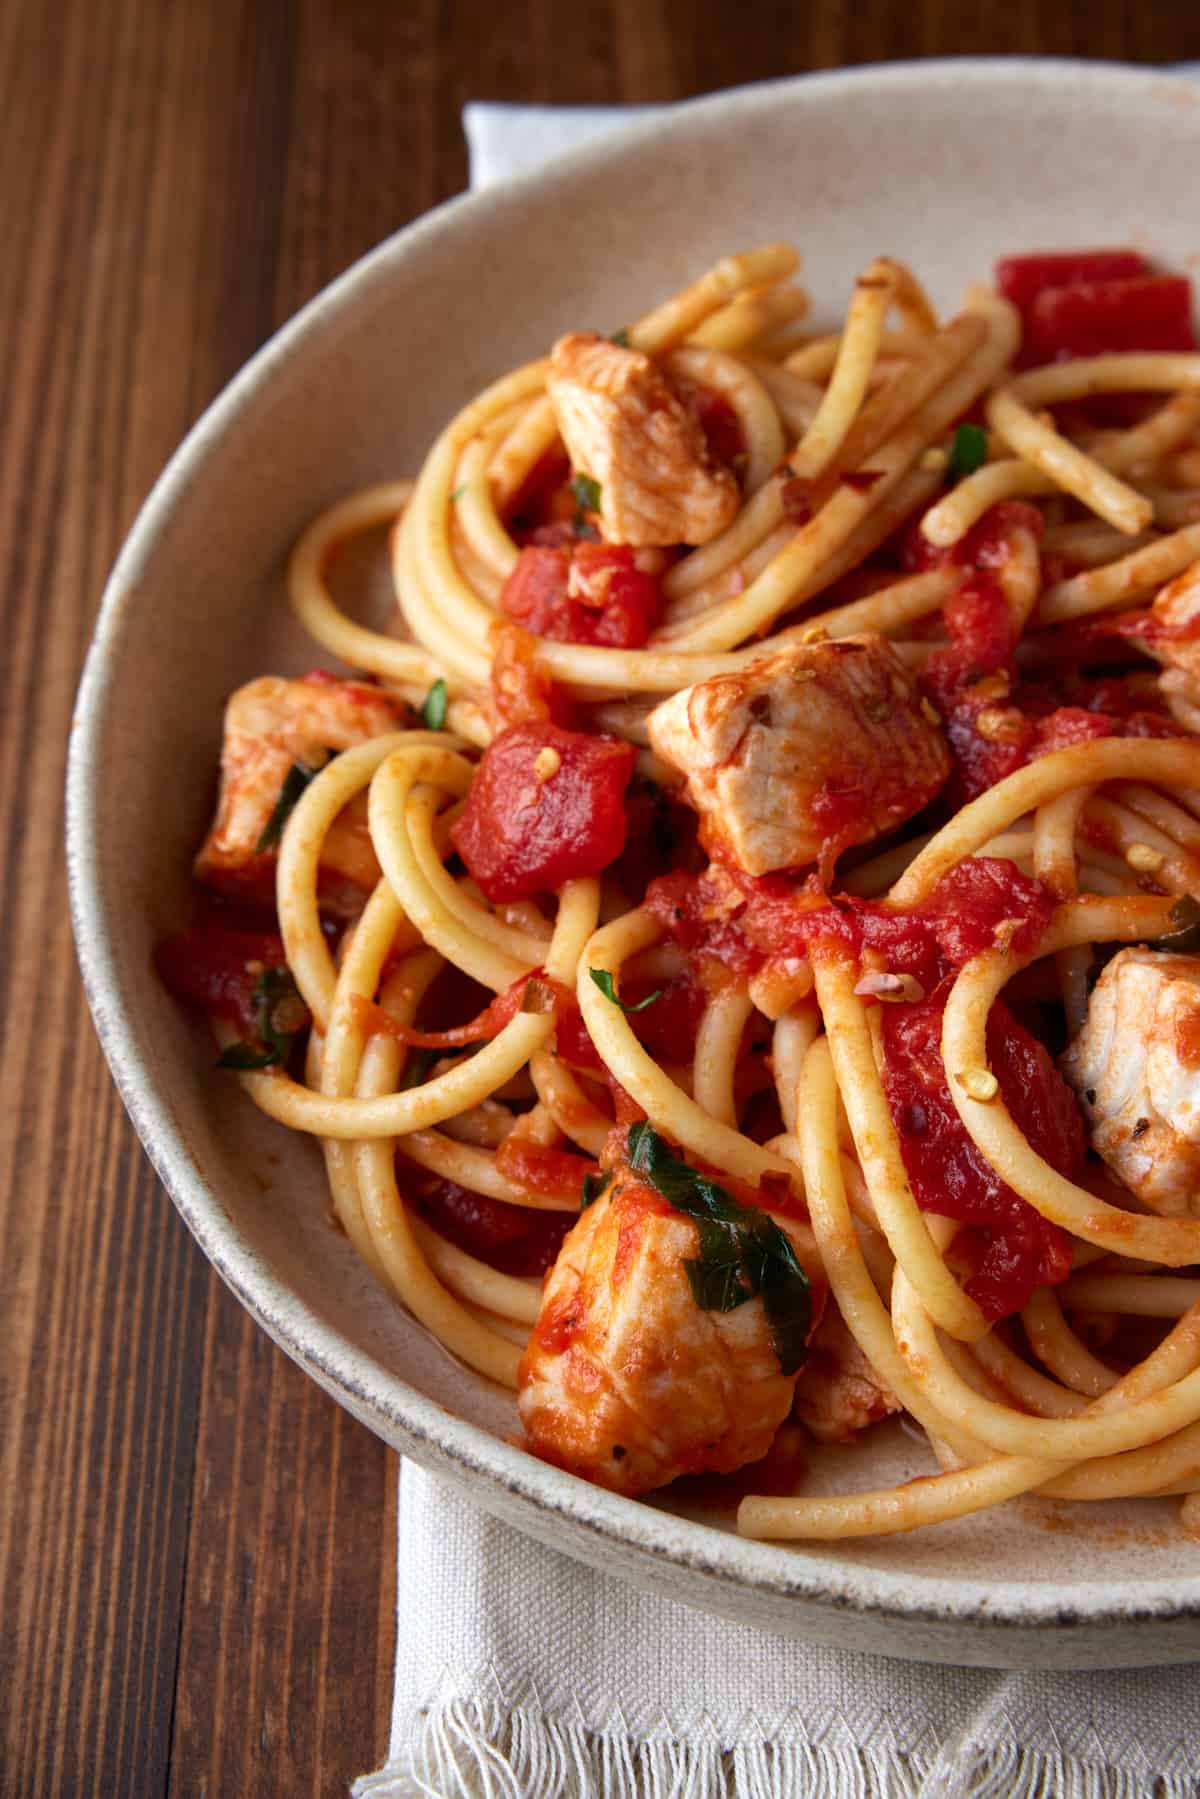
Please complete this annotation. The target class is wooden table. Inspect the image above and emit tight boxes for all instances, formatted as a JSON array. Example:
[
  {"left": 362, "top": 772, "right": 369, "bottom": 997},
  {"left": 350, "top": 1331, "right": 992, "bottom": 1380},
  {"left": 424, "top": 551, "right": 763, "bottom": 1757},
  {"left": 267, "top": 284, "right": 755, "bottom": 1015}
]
[{"left": 5, "top": 2, "right": 1200, "bottom": 1791}]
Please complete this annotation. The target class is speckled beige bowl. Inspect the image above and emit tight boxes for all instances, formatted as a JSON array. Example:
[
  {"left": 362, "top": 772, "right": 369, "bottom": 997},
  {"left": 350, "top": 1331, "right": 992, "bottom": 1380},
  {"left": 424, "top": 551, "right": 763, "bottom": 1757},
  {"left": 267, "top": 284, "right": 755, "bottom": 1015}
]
[{"left": 68, "top": 60, "right": 1200, "bottom": 1667}]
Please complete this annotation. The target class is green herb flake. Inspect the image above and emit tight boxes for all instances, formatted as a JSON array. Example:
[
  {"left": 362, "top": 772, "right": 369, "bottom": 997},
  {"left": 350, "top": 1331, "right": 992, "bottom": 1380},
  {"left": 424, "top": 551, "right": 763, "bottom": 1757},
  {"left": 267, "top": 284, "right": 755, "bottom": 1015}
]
[
  {"left": 947, "top": 421, "right": 989, "bottom": 482},
  {"left": 255, "top": 757, "right": 327, "bottom": 854},
  {"left": 450, "top": 485, "right": 467, "bottom": 501},
  {"left": 589, "top": 969, "right": 663, "bottom": 1013},
  {"left": 626, "top": 1122, "right": 810, "bottom": 1375},
  {"left": 570, "top": 472, "right": 602, "bottom": 515},
  {"left": 1152, "top": 893, "right": 1200, "bottom": 954},
  {"left": 610, "top": 328, "right": 631, "bottom": 347},
  {"left": 214, "top": 1040, "right": 280, "bottom": 1071},
  {"left": 421, "top": 677, "right": 449, "bottom": 731},
  {"left": 581, "top": 1170, "right": 607, "bottom": 1210},
  {"left": 216, "top": 966, "right": 308, "bottom": 1072},
  {"left": 400, "top": 1043, "right": 466, "bottom": 1089}
]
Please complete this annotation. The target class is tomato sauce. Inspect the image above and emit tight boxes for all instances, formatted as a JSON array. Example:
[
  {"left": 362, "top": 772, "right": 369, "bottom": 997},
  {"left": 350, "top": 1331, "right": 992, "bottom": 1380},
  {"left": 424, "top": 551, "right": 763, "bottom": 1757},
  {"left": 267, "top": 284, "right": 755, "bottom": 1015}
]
[
  {"left": 493, "top": 1136, "right": 600, "bottom": 1202},
  {"left": 155, "top": 922, "right": 289, "bottom": 1038},
  {"left": 904, "top": 499, "right": 1183, "bottom": 800},
  {"left": 672, "top": 378, "right": 747, "bottom": 475},
  {"left": 881, "top": 998, "right": 1079, "bottom": 1318},
  {"left": 405, "top": 1171, "right": 575, "bottom": 1278}
]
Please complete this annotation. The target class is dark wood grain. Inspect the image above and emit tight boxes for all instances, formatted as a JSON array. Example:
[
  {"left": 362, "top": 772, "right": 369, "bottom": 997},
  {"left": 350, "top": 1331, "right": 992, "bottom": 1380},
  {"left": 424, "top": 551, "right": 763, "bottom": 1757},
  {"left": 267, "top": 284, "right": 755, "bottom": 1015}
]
[{"left": 5, "top": 0, "right": 1200, "bottom": 1793}]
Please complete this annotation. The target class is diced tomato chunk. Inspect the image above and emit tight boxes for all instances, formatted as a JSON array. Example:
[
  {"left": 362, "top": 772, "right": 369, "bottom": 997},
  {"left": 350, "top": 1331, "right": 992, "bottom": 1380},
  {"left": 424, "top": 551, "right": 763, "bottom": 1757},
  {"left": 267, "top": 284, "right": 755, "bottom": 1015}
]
[
  {"left": 451, "top": 721, "right": 637, "bottom": 902},
  {"left": 995, "top": 248, "right": 1196, "bottom": 369},
  {"left": 500, "top": 542, "right": 661, "bottom": 649},
  {"left": 407, "top": 1174, "right": 573, "bottom": 1277},
  {"left": 1025, "top": 275, "right": 1196, "bottom": 365},
  {"left": 994, "top": 249, "right": 1149, "bottom": 311},
  {"left": 882, "top": 998, "right": 1080, "bottom": 1319},
  {"left": 155, "top": 924, "right": 287, "bottom": 1036}
]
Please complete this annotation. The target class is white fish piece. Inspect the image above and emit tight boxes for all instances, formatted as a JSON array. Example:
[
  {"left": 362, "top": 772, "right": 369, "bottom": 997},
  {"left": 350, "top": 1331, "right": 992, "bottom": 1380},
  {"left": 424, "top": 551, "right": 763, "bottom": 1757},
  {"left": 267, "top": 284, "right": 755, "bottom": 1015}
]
[
  {"left": 645, "top": 633, "right": 951, "bottom": 877},
  {"left": 196, "top": 672, "right": 400, "bottom": 893},
  {"left": 1060, "top": 946, "right": 1200, "bottom": 1217},
  {"left": 790, "top": 1307, "right": 900, "bottom": 1443},
  {"left": 1138, "top": 558, "right": 1200, "bottom": 678},
  {"left": 546, "top": 331, "right": 740, "bottom": 547},
  {"left": 1133, "top": 559, "right": 1200, "bottom": 728},
  {"left": 518, "top": 1172, "right": 799, "bottom": 1496}
]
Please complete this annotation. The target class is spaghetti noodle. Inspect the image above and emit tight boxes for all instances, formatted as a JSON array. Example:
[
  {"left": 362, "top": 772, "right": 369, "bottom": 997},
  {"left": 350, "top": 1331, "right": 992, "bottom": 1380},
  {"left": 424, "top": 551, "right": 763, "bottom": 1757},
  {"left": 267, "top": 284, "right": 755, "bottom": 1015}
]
[{"left": 158, "top": 242, "right": 1200, "bottom": 1542}]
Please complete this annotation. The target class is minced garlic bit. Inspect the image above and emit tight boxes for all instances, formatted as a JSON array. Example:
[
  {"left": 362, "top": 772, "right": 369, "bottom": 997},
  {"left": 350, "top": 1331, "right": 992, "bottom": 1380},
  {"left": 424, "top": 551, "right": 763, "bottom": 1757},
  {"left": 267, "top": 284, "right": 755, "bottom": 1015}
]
[
  {"left": 919, "top": 446, "right": 949, "bottom": 473},
  {"left": 975, "top": 706, "right": 1025, "bottom": 743},
  {"left": 791, "top": 666, "right": 818, "bottom": 683},
  {"left": 797, "top": 623, "right": 830, "bottom": 644},
  {"left": 992, "top": 916, "right": 1023, "bottom": 953},
  {"left": 1126, "top": 841, "right": 1166, "bottom": 875},
  {"left": 854, "top": 970, "right": 926, "bottom": 1003},
  {"left": 957, "top": 1066, "right": 999, "bottom": 1102},
  {"left": 533, "top": 745, "right": 562, "bottom": 782}
]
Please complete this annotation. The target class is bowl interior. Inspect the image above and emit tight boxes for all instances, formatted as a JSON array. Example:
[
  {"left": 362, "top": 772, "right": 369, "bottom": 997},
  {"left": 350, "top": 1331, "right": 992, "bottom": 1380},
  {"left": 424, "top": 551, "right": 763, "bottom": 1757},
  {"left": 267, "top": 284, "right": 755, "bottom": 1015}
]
[{"left": 68, "top": 59, "right": 1200, "bottom": 1664}]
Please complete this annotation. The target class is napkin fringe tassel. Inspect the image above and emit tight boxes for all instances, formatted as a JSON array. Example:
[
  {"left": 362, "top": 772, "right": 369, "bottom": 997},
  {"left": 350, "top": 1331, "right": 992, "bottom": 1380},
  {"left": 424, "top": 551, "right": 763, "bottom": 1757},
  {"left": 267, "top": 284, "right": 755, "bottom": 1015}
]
[{"left": 352, "top": 1698, "right": 1190, "bottom": 1798}]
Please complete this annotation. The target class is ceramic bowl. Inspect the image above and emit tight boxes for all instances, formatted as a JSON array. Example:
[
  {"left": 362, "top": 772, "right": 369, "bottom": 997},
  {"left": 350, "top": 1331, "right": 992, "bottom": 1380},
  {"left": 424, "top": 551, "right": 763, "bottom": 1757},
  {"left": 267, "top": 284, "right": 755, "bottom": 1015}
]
[{"left": 68, "top": 58, "right": 1200, "bottom": 1667}]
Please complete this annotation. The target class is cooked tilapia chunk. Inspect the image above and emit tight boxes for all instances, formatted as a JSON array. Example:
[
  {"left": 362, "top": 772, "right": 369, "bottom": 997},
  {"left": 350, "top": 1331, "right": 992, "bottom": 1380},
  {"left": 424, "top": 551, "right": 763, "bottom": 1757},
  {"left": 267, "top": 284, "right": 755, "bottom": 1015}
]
[
  {"left": 546, "top": 332, "right": 740, "bottom": 547},
  {"left": 196, "top": 672, "right": 399, "bottom": 891},
  {"left": 1060, "top": 947, "right": 1200, "bottom": 1217},
  {"left": 645, "top": 634, "right": 951, "bottom": 877},
  {"left": 1133, "top": 560, "right": 1200, "bottom": 729},
  {"left": 790, "top": 1308, "right": 900, "bottom": 1443},
  {"left": 518, "top": 1172, "right": 800, "bottom": 1497}
]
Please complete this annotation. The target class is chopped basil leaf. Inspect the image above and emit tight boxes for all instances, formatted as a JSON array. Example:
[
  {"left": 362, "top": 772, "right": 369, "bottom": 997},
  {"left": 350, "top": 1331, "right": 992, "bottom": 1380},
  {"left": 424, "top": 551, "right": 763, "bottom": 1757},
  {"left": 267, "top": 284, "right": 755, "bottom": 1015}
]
[
  {"left": 570, "top": 473, "right": 602, "bottom": 515},
  {"left": 400, "top": 1043, "right": 466, "bottom": 1089},
  {"left": 450, "top": 485, "right": 466, "bottom": 501},
  {"left": 1151, "top": 893, "right": 1200, "bottom": 954},
  {"left": 947, "top": 421, "right": 988, "bottom": 481},
  {"left": 610, "top": 328, "right": 631, "bottom": 347},
  {"left": 589, "top": 969, "right": 663, "bottom": 1013},
  {"left": 581, "top": 1170, "right": 607, "bottom": 1210},
  {"left": 217, "top": 966, "right": 307, "bottom": 1071},
  {"left": 215, "top": 1040, "right": 281, "bottom": 1071},
  {"left": 255, "top": 757, "right": 327, "bottom": 854},
  {"left": 626, "top": 1122, "right": 810, "bottom": 1375},
  {"left": 421, "top": 678, "right": 449, "bottom": 731}
]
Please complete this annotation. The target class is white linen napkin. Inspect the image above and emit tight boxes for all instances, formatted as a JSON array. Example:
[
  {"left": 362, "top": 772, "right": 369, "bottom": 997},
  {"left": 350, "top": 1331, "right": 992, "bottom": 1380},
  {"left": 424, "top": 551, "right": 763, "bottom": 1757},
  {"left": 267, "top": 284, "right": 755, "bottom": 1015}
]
[{"left": 355, "top": 98, "right": 1200, "bottom": 1799}]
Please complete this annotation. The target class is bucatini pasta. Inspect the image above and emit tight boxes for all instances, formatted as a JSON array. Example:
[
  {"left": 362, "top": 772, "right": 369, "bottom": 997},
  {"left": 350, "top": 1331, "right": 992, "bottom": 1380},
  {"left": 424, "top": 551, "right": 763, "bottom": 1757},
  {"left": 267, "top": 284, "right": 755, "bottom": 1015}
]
[{"left": 158, "top": 242, "right": 1200, "bottom": 1541}]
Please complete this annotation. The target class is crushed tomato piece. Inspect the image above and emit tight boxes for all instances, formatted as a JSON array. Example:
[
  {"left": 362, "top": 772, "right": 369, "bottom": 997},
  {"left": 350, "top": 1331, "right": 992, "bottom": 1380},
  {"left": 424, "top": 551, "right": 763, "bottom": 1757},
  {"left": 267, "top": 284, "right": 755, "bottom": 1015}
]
[
  {"left": 493, "top": 1137, "right": 601, "bottom": 1201},
  {"left": 500, "top": 541, "right": 662, "bottom": 648},
  {"left": 407, "top": 1172, "right": 574, "bottom": 1277},
  {"left": 451, "top": 721, "right": 637, "bottom": 902},
  {"left": 488, "top": 622, "right": 577, "bottom": 729},
  {"left": 881, "top": 998, "right": 1080, "bottom": 1318},
  {"left": 155, "top": 923, "right": 289, "bottom": 1039},
  {"left": 994, "top": 249, "right": 1150, "bottom": 311}
]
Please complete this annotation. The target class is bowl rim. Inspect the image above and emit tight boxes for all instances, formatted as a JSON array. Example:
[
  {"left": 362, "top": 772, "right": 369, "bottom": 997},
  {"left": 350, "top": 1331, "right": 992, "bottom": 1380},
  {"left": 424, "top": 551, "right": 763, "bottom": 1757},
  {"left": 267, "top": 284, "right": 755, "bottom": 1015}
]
[{"left": 67, "top": 54, "right": 1200, "bottom": 1643}]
